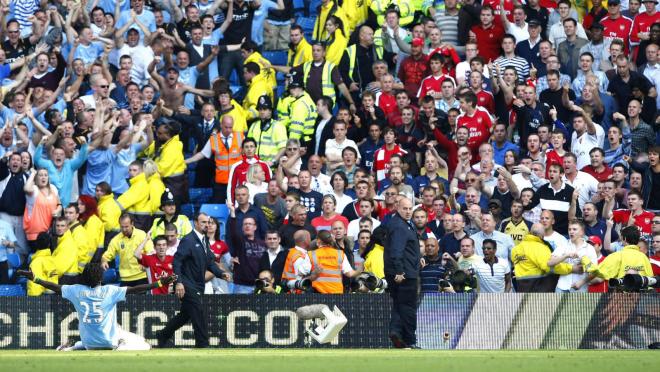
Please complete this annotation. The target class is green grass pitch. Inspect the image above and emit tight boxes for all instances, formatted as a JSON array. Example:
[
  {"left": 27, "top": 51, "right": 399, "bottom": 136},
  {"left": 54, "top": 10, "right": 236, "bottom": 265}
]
[{"left": 1, "top": 349, "right": 658, "bottom": 372}]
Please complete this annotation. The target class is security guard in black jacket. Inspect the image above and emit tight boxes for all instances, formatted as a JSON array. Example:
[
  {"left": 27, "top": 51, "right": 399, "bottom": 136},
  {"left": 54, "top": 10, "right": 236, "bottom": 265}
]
[
  {"left": 157, "top": 213, "right": 230, "bottom": 348},
  {"left": 384, "top": 197, "right": 421, "bottom": 349}
]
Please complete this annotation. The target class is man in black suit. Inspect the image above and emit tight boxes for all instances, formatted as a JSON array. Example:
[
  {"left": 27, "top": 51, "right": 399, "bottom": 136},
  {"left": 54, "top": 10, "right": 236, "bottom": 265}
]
[
  {"left": 190, "top": 103, "right": 220, "bottom": 187},
  {"left": 384, "top": 197, "right": 421, "bottom": 349},
  {"left": 157, "top": 213, "right": 231, "bottom": 348}
]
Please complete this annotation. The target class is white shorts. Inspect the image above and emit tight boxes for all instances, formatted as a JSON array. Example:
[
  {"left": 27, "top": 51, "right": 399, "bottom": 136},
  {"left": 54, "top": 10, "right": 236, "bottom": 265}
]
[{"left": 63, "top": 328, "right": 151, "bottom": 351}]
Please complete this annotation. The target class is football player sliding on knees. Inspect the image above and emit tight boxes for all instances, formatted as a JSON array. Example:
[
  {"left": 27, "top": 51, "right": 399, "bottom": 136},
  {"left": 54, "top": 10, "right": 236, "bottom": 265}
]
[{"left": 16, "top": 264, "right": 177, "bottom": 351}]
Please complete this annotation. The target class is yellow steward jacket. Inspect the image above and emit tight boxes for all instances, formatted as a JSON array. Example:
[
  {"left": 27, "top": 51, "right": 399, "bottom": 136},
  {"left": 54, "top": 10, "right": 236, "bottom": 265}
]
[
  {"left": 287, "top": 38, "right": 313, "bottom": 68},
  {"left": 102, "top": 228, "right": 153, "bottom": 281},
  {"left": 313, "top": 1, "right": 349, "bottom": 41},
  {"left": 117, "top": 173, "right": 151, "bottom": 214},
  {"left": 98, "top": 194, "right": 121, "bottom": 232},
  {"left": 287, "top": 92, "right": 318, "bottom": 143},
  {"left": 52, "top": 230, "right": 78, "bottom": 277},
  {"left": 246, "top": 119, "right": 288, "bottom": 164},
  {"left": 220, "top": 100, "right": 249, "bottom": 133},
  {"left": 147, "top": 173, "right": 166, "bottom": 214},
  {"left": 143, "top": 135, "right": 186, "bottom": 178},
  {"left": 324, "top": 31, "right": 348, "bottom": 66},
  {"left": 244, "top": 51, "right": 277, "bottom": 88},
  {"left": 243, "top": 74, "right": 274, "bottom": 120},
  {"left": 84, "top": 214, "right": 105, "bottom": 249},
  {"left": 70, "top": 223, "right": 94, "bottom": 273},
  {"left": 341, "top": 0, "right": 369, "bottom": 32},
  {"left": 511, "top": 234, "right": 573, "bottom": 278},
  {"left": 364, "top": 243, "right": 384, "bottom": 279},
  {"left": 28, "top": 249, "right": 58, "bottom": 296},
  {"left": 582, "top": 245, "right": 654, "bottom": 279}
]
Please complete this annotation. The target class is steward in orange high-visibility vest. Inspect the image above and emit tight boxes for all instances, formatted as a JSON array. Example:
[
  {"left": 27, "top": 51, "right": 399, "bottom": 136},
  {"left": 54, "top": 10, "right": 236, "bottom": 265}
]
[
  {"left": 309, "top": 231, "right": 360, "bottom": 294},
  {"left": 209, "top": 131, "right": 244, "bottom": 184}
]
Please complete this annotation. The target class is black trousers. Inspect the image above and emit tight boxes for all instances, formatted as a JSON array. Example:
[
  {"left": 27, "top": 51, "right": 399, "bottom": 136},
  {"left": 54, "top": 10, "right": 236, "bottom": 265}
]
[
  {"left": 158, "top": 288, "right": 209, "bottom": 348},
  {"left": 120, "top": 278, "right": 149, "bottom": 288},
  {"left": 386, "top": 276, "right": 418, "bottom": 347},
  {"left": 212, "top": 183, "right": 228, "bottom": 203},
  {"left": 0, "top": 261, "right": 9, "bottom": 284}
]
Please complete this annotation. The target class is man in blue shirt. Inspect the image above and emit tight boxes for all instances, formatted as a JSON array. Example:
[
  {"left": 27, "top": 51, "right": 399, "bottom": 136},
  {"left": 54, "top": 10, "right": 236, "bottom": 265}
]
[
  {"left": 34, "top": 140, "right": 89, "bottom": 207},
  {"left": 17, "top": 263, "right": 175, "bottom": 350},
  {"left": 492, "top": 122, "right": 519, "bottom": 166}
]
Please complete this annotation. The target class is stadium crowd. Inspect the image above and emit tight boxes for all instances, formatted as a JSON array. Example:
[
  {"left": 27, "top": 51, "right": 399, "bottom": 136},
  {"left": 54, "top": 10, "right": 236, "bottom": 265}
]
[{"left": 0, "top": 0, "right": 658, "bottom": 297}]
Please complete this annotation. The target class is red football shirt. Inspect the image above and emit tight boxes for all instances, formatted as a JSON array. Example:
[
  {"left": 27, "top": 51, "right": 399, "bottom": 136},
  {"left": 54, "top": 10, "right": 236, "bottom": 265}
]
[
  {"left": 612, "top": 209, "right": 654, "bottom": 239},
  {"left": 601, "top": 15, "right": 633, "bottom": 53},
  {"left": 377, "top": 92, "right": 397, "bottom": 118},
  {"left": 210, "top": 240, "right": 229, "bottom": 263},
  {"left": 482, "top": 0, "right": 515, "bottom": 23},
  {"left": 457, "top": 107, "right": 493, "bottom": 148},
  {"left": 470, "top": 23, "right": 505, "bottom": 62},
  {"left": 139, "top": 254, "right": 174, "bottom": 295},
  {"left": 475, "top": 90, "right": 495, "bottom": 114},
  {"left": 581, "top": 165, "right": 613, "bottom": 183},
  {"left": 417, "top": 74, "right": 455, "bottom": 100},
  {"left": 588, "top": 255, "right": 608, "bottom": 293},
  {"left": 630, "top": 12, "right": 660, "bottom": 44}
]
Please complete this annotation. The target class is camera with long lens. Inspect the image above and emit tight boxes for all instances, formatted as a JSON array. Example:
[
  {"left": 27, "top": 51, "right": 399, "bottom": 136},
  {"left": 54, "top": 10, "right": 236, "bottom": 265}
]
[
  {"left": 254, "top": 278, "right": 270, "bottom": 291},
  {"left": 608, "top": 274, "right": 660, "bottom": 292},
  {"left": 351, "top": 272, "right": 388, "bottom": 293},
  {"left": 439, "top": 268, "right": 477, "bottom": 293},
  {"left": 283, "top": 278, "right": 312, "bottom": 292}
]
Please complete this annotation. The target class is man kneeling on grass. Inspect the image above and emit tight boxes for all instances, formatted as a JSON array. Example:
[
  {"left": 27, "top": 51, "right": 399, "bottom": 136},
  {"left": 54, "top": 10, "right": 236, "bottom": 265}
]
[{"left": 17, "top": 263, "right": 176, "bottom": 350}]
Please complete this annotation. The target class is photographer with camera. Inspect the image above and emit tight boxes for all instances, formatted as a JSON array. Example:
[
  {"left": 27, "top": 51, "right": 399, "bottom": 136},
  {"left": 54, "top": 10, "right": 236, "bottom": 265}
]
[
  {"left": 309, "top": 230, "right": 361, "bottom": 294},
  {"left": 577, "top": 226, "right": 656, "bottom": 291},
  {"left": 281, "top": 230, "right": 315, "bottom": 293},
  {"left": 254, "top": 270, "right": 283, "bottom": 294}
]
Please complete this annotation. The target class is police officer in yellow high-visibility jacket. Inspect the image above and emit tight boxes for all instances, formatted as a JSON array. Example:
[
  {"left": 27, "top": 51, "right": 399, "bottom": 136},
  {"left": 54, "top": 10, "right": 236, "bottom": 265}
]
[
  {"left": 309, "top": 231, "right": 360, "bottom": 294},
  {"left": 246, "top": 95, "right": 289, "bottom": 165},
  {"left": 243, "top": 62, "right": 274, "bottom": 121},
  {"left": 580, "top": 226, "right": 654, "bottom": 282},
  {"left": 370, "top": 0, "right": 414, "bottom": 26},
  {"left": 51, "top": 217, "right": 79, "bottom": 285},
  {"left": 287, "top": 25, "right": 313, "bottom": 68},
  {"left": 286, "top": 82, "right": 318, "bottom": 147},
  {"left": 27, "top": 233, "right": 58, "bottom": 296},
  {"left": 101, "top": 214, "right": 154, "bottom": 286},
  {"left": 313, "top": 0, "right": 350, "bottom": 42},
  {"left": 242, "top": 40, "right": 277, "bottom": 89}
]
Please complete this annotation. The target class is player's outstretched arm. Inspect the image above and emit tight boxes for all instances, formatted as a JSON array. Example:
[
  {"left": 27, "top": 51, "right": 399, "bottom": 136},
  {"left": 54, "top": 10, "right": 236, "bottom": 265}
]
[
  {"left": 16, "top": 270, "right": 62, "bottom": 294},
  {"left": 126, "top": 274, "right": 178, "bottom": 294}
]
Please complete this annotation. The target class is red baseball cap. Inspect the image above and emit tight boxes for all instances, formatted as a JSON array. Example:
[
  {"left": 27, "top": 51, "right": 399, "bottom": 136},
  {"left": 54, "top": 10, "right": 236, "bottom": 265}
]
[{"left": 587, "top": 236, "right": 602, "bottom": 246}]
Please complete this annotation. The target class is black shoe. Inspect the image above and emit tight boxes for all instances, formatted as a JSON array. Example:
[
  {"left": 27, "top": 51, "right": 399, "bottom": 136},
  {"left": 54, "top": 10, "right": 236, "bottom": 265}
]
[{"left": 389, "top": 333, "right": 408, "bottom": 349}]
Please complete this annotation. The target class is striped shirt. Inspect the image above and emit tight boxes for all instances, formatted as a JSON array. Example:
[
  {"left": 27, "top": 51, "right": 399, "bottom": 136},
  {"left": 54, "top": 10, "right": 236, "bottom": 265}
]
[
  {"left": 473, "top": 258, "right": 510, "bottom": 293},
  {"left": 13, "top": 0, "right": 39, "bottom": 33},
  {"left": 433, "top": 12, "right": 459, "bottom": 47},
  {"left": 493, "top": 55, "right": 530, "bottom": 82}
]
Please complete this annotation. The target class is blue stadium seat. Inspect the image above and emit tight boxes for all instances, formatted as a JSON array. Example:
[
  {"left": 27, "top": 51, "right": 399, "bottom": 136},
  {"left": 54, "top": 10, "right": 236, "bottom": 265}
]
[
  {"left": 0, "top": 284, "right": 25, "bottom": 296},
  {"left": 262, "top": 51, "right": 288, "bottom": 66},
  {"left": 297, "top": 16, "right": 316, "bottom": 34},
  {"left": 189, "top": 188, "right": 213, "bottom": 205},
  {"left": 229, "top": 70, "right": 240, "bottom": 85},
  {"left": 199, "top": 204, "right": 230, "bottom": 241},
  {"left": 310, "top": 0, "right": 322, "bottom": 16},
  {"left": 7, "top": 253, "right": 20, "bottom": 268},
  {"left": 102, "top": 268, "right": 118, "bottom": 285},
  {"left": 180, "top": 204, "right": 195, "bottom": 218},
  {"left": 293, "top": 0, "right": 305, "bottom": 11}
]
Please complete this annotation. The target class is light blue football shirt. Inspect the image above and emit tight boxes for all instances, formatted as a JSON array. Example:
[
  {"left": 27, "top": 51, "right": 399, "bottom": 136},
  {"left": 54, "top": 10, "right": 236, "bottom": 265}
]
[{"left": 62, "top": 284, "right": 127, "bottom": 349}]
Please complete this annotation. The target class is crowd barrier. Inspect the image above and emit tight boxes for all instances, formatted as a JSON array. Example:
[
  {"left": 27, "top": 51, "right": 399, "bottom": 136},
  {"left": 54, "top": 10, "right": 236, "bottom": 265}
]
[{"left": 0, "top": 294, "right": 658, "bottom": 349}]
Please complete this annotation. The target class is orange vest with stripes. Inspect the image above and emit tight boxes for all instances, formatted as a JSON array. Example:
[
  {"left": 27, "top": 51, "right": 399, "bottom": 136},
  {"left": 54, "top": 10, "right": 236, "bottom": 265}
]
[
  {"left": 309, "top": 247, "right": 344, "bottom": 294},
  {"left": 209, "top": 131, "right": 244, "bottom": 184}
]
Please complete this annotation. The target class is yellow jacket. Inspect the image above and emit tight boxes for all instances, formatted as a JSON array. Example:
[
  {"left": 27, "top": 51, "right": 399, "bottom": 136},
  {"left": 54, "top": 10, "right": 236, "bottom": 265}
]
[
  {"left": 244, "top": 51, "right": 277, "bottom": 89},
  {"left": 150, "top": 214, "right": 193, "bottom": 239},
  {"left": 364, "top": 243, "right": 384, "bottom": 279},
  {"left": 84, "top": 214, "right": 105, "bottom": 249},
  {"left": 52, "top": 230, "right": 78, "bottom": 277},
  {"left": 117, "top": 172, "right": 151, "bottom": 214},
  {"left": 246, "top": 119, "right": 288, "bottom": 164},
  {"left": 147, "top": 173, "right": 166, "bottom": 215},
  {"left": 511, "top": 234, "right": 573, "bottom": 279},
  {"left": 70, "top": 223, "right": 94, "bottom": 274},
  {"left": 142, "top": 135, "right": 186, "bottom": 178},
  {"left": 243, "top": 74, "right": 274, "bottom": 120},
  {"left": 287, "top": 38, "right": 313, "bottom": 68},
  {"left": 220, "top": 100, "right": 249, "bottom": 133},
  {"left": 98, "top": 194, "right": 121, "bottom": 232},
  {"left": 28, "top": 249, "right": 58, "bottom": 296},
  {"left": 277, "top": 95, "right": 296, "bottom": 126},
  {"left": 313, "top": 1, "right": 349, "bottom": 42},
  {"left": 102, "top": 228, "right": 153, "bottom": 281},
  {"left": 288, "top": 92, "right": 318, "bottom": 143},
  {"left": 325, "top": 31, "right": 348, "bottom": 66},
  {"left": 341, "top": 0, "right": 369, "bottom": 32},
  {"left": 582, "top": 245, "right": 654, "bottom": 280}
]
